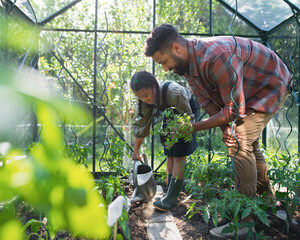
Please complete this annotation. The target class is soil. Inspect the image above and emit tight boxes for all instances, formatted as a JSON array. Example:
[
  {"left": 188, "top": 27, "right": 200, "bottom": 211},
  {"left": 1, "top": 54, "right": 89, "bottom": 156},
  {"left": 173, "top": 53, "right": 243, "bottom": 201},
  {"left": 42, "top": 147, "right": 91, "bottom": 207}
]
[
  {"left": 126, "top": 180, "right": 300, "bottom": 240},
  {"left": 11, "top": 181, "right": 300, "bottom": 240}
]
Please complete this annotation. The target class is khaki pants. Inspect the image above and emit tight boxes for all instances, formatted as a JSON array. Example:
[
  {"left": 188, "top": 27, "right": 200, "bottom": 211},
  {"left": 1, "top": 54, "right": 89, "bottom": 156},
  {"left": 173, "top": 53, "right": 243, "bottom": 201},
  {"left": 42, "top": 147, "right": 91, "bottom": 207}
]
[
  {"left": 229, "top": 112, "right": 273, "bottom": 197},
  {"left": 228, "top": 94, "right": 288, "bottom": 197}
]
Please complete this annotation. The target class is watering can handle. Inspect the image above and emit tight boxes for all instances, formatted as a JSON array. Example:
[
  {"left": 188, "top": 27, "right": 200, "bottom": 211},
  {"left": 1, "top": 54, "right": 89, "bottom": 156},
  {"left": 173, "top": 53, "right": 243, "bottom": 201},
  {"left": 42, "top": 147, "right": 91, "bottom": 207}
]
[
  {"left": 142, "top": 154, "right": 148, "bottom": 165},
  {"left": 132, "top": 159, "right": 140, "bottom": 188}
]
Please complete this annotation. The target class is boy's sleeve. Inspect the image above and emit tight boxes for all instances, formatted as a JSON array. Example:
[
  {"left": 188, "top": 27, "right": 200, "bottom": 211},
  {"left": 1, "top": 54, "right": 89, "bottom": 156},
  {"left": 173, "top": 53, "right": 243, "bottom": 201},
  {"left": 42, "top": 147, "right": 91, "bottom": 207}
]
[
  {"left": 132, "top": 102, "right": 154, "bottom": 138},
  {"left": 167, "top": 83, "right": 195, "bottom": 119}
]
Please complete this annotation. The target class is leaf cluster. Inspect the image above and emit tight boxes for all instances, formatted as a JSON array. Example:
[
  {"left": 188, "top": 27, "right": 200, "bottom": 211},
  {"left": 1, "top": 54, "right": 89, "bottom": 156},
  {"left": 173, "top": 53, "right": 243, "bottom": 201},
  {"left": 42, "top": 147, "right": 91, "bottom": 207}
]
[
  {"left": 0, "top": 66, "right": 109, "bottom": 239},
  {"left": 153, "top": 108, "right": 194, "bottom": 149},
  {"left": 187, "top": 190, "right": 270, "bottom": 239}
]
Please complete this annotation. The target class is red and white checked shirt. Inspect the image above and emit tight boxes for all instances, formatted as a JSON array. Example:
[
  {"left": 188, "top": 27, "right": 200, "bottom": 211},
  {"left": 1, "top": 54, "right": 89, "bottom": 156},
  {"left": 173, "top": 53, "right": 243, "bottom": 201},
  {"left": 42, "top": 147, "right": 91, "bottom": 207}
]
[{"left": 184, "top": 36, "right": 292, "bottom": 120}]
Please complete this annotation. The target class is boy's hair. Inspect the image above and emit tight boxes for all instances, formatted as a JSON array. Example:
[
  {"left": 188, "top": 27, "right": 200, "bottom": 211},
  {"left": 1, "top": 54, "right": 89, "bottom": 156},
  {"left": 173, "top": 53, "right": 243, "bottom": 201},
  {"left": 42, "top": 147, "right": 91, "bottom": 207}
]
[
  {"left": 130, "top": 71, "right": 158, "bottom": 91},
  {"left": 131, "top": 71, "right": 160, "bottom": 117},
  {"left": 144, "top": 24, "right": 184, "bottom": 57}
]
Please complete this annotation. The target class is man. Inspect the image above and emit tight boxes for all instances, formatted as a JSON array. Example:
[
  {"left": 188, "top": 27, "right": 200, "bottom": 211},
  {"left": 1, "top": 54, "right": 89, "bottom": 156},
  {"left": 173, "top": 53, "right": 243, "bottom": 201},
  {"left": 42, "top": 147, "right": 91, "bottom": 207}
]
[{"left": 144, "top": 24, "right": 291, "bottom": 238}]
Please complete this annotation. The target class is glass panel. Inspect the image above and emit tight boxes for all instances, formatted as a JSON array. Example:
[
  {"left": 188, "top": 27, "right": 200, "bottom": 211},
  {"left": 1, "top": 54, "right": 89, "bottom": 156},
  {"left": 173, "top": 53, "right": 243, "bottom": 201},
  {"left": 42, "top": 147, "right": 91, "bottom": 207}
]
[
  {"left": 156, "top": 0, "right": 210, "bottom": 33},
  {"left": 15, "top": 0, "right": 79, "bottom": 23},
  {"left": 98, "top": 0, "right": 153, "bottom": 31},
  {"left": 213, "top": 1, "right": 258, "bottom": 36},
  {"left": 39, "top": 29, "right": 152, "bottom": 171},
  {"left": 45, "top": 0, "right": 153, "bottom": 32},
  {"left": 269, "top": 19, "right": 298, "bottom": 86},
  {"left": 267, "top": 96, "right": 298, "bottom": 155},
  {"left": 223, "top": 0, "right": 296, "bottom": 31},
  {"left": 45, "top": 0, "right": 95, "bottom": 30},
  {"left": 289, "top": 0, "right": 300, "bottom": 9},
  {"left": 14, "top": 0, "right": 37, "bottom": 22}
]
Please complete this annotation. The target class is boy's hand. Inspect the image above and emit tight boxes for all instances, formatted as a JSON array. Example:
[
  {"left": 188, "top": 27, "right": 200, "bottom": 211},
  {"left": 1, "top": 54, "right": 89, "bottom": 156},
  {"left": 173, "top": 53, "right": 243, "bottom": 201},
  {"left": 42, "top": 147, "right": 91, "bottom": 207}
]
[{"left": 132, "top": 152, "right": 142, "bottom": 161}]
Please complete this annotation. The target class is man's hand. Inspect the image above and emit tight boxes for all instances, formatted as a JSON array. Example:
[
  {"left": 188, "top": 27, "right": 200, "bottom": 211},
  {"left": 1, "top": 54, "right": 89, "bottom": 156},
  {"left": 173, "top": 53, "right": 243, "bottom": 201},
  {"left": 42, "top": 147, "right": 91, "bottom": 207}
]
[{"left": 222, "top": 125, "right": 240, "bottom": 148}]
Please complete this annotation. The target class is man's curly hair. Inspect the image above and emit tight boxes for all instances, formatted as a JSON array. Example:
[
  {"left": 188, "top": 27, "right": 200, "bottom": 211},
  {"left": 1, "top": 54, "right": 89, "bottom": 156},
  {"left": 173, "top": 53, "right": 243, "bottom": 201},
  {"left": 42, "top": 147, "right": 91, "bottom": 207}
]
[{"left": 145, "top": 24, "right": 184, "bottom": 56}]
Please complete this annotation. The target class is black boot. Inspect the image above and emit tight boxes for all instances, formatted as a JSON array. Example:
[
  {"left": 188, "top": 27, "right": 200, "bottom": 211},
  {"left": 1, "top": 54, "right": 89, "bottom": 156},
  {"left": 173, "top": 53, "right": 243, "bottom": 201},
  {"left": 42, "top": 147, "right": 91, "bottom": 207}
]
[
  {"left": 153, "top": 178, "right": 183, "bottom": 211},
  {"left": 155, "top": 173, "right": 172, "bottom": 201}
]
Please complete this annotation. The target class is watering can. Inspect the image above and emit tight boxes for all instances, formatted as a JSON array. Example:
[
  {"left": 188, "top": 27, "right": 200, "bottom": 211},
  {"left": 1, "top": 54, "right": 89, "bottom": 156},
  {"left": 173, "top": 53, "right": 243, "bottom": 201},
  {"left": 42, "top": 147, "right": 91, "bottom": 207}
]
[{"left": 130, "top": 154, "right": 156, "bottom": 203}]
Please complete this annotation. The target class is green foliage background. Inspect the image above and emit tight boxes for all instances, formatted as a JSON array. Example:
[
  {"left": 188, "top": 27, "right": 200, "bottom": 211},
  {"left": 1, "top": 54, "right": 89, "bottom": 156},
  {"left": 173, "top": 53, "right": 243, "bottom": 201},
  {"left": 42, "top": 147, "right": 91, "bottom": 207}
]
[
  {"left": 1, "top": 1, "right": 299, "bottom": 239},
  {"left": 33, "top": 0, "right": 298, "bottom": 171}
]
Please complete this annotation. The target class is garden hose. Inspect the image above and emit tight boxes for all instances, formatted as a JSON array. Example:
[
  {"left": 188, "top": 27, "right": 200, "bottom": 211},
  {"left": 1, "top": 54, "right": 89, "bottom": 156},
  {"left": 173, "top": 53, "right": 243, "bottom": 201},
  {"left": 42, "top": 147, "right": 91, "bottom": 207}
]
[{"left": 228, "top": 0, "right": 241, "bottom": 190}]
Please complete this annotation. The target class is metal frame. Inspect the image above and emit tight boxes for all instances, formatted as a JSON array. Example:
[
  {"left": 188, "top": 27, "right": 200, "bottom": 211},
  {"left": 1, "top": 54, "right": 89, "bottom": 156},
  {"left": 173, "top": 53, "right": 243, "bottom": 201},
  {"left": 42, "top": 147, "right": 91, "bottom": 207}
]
[{"left": 3, "top": 0, "right": 300, "bottom": 176}]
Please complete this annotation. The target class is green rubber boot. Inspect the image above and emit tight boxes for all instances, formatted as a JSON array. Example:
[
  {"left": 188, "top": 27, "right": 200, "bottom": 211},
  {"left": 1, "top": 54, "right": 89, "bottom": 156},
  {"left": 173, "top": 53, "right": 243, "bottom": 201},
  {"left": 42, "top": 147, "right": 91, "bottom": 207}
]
[
  {"left": 155, "top": 173, "right": 172, "bottom": 201},
  {"left": 153, "top": 178, "right": 183, "bottom": 211},
  {"left": 166, "top": 173, "right": 172, "bottom": 189}
]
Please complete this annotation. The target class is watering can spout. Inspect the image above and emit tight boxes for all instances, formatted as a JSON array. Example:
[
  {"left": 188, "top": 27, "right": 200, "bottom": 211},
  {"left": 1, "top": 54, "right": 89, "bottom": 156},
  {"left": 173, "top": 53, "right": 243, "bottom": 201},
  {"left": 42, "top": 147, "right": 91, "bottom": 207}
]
[{"left": 130, "top": 156, "right": 156, "bottom": 203}]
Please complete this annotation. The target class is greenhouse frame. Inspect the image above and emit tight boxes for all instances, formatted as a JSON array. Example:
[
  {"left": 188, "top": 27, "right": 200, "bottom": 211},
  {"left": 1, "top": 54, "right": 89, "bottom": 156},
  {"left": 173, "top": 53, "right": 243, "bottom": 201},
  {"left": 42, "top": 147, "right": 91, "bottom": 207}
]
[
  {"left": 0, "top": 0, "right": 299, "bottom": 239},
  {"left": 1, "top": 0, "right": 300, "bottom": 174}
]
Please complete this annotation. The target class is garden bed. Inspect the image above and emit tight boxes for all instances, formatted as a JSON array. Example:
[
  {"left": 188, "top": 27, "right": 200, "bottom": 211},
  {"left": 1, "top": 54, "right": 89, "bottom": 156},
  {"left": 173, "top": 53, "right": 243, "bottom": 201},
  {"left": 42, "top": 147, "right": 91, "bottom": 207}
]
[
  {"left": 126, "top": 181, "right": 300, "bottom": 240},
  {"left": 10, "top": 180, "right": 300, "bottom": 240}
]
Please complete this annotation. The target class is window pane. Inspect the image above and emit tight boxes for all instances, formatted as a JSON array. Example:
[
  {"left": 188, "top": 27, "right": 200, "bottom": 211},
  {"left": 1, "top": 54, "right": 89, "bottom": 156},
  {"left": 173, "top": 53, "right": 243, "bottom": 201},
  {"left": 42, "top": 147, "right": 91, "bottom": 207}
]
[{"left": 222, "top": 0, "right": 295, "bottom": 31}]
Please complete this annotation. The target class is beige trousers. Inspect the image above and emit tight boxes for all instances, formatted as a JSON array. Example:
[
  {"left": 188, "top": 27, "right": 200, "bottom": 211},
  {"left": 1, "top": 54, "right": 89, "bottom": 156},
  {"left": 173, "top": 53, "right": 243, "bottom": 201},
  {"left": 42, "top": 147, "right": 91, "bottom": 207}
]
[
  {"left": 228, "top": 94, "right": 288, "bottom": 197},
  {"left": 228, "top": 112, "right": 274, "bottom": 197}
]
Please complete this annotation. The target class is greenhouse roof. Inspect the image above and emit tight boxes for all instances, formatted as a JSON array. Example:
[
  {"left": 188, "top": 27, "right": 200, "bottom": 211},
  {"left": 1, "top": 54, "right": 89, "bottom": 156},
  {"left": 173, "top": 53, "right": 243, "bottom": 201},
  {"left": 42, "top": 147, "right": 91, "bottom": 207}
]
[
  {"left": 2, "top": 0, "right": 82, "bottom": 24},
  {"left": 218, "top": 0, "right": 300, "bottom": 33},
  {"left": 2, "top": 0, "right": 300, "bottom": 34}
]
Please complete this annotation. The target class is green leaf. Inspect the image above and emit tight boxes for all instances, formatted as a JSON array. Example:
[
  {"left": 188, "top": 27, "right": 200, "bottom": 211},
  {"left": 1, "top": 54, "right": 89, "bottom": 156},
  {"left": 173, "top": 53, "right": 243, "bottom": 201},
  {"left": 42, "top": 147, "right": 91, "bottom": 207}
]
[
  {"left": 116, "top": 233, "right": 124, "bottom": 240},
  {"left": 202, "top": 207, "right": 210, "bottom": 224},
  {"left": 222, "top": 224, "right": 234, "bottom": 234},
  {"left": 22, "top": 219, "right": 41, "bottom": 232},
  {"left": 106, "top": 185, "right": 115, "bottom": 202},
  {"left": 30, "top": 221, "right": 43, "bottom": 234},
  {"left": 233, "top": 203, "right": 241, "bottom": 218},
  {"left": 255, "top": 210, "right": 270, "bottom": 227},
  {"left": 119, "top": 211, "right": 130, "bottom": 240},
  {"left": 241, "top": 207, "right": 252, "bottom": 220},
  {"left": 212, "top": 211, "right": 218, "bottom": 226},
  {"left": 65, "top": 187, "right": 87, "bottom": 206}
]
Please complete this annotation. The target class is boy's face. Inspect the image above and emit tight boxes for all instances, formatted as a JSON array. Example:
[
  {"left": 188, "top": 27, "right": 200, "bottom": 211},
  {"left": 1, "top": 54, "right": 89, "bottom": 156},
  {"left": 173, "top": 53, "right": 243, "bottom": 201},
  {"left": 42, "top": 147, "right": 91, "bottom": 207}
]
[{"left": 134, "top": 86, "right": 156, "bottom": 105}]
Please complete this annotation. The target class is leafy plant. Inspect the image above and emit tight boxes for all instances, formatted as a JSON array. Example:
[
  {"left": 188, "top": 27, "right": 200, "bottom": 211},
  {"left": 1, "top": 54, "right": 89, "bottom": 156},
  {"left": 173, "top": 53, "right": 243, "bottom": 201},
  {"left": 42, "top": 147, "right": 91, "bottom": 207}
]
[
  {"left": 152, "top": 108, "right": 194, "bottom": 149},
  {"left": 0, "top": 64, "right": 109, "bottom": 239},
  {"left": 267, "top": 153, "right": 300, "bottom": 233},
  {"left": 188, "top": 190, "right": 270, "bottom": 240},
  {"left": 184, "top": 150, "right": 233, "bottom": 200},
  {"left": 65, "top": 142, "right": 89, "bottom": 167},
  {"left": 100, "top": 137, "right": 130, "bottom": 177},
  {"left": 96, "top": 175, "right": 131, "bottom": 240}
]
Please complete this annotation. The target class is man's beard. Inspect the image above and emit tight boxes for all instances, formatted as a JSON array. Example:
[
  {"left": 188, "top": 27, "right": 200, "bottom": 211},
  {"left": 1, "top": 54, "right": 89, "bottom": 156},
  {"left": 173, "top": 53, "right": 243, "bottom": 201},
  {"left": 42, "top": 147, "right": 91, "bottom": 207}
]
[{"left": 171, "top": 53, "right": 189, "bottom": 76}]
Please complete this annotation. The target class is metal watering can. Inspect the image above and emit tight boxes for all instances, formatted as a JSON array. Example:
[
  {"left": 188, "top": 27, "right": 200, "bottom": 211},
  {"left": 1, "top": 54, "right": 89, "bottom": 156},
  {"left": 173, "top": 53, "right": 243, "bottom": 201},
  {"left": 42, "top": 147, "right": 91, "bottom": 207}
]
[{"left": 130, "top": 154, "right": 156, "bottom": 203}]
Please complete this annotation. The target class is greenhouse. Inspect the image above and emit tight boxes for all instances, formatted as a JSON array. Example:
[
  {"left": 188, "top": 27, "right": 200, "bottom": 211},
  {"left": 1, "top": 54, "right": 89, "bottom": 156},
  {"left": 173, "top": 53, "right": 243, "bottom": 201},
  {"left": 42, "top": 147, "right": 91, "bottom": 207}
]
[{"left": 0, "top": 0, "right": 299, "bottom": 239}]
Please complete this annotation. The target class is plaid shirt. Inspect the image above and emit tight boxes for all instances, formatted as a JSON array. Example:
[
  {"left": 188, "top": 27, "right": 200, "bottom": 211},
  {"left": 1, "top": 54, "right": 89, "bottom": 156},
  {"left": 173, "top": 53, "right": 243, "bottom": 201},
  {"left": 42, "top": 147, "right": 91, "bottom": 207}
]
[{"left": 184, "top": 36, "right": 291, "bottom": 120}]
